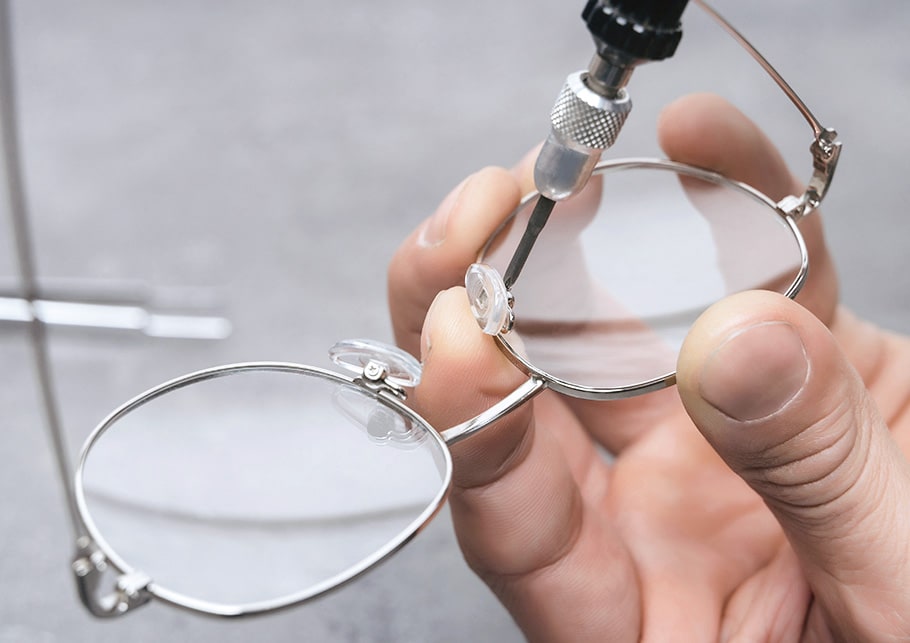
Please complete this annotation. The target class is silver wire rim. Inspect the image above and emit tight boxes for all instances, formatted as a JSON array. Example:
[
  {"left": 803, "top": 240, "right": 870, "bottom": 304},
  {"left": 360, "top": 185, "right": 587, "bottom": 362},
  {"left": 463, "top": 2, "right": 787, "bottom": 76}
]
[
  {"left": 73, "top": 362, "right": 454, "bottom": 617},
  {"left": 476, "top": 157, "right": 810, "bottom": 401}
]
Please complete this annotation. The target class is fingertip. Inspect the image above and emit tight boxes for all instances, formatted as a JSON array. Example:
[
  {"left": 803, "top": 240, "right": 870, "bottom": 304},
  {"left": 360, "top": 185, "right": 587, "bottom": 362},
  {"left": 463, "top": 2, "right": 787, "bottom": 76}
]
[
  {"left": 418, "top": 287, "right": 526, "bottom": 419},
  {"left": 510, "top": 143, "right": 543, "bottom": 196},
  {"left": 657, "top": 93, "right": 795, "bottom": 199},
  {"left": 678, "top": 291, "right": 794, "bottom": 388},
  {"left": 445, "top": 165, "right": 522, "bottom": 245},
  {"left": 676, "top": 290, "right": 860, "bottom": 541},
  {"left": 420, "top": 287, "right": 485, "bottom": 368},
  {"left": 676, "top": 289, "right": 845, "bottom": 478},
  {"left": 657, "top": 93, "right": 748, "bottom": 165},
  {"left": 677, "top": 290, "right": 818, "bottom": 431},
  {"left": 408, "top": 165, "right": 520, "bottom": 253},
  {"left": 678, "top": 288, "right": 872, "bottom": 533},
  {"left": 657, "top": 93, "right": 840, "bottom": 325},
  {"left": 679, "top": 290, "right": 910, "bottom": 639},
  {"left": 419, "top": 290, "right": 445, "bottom": 362},
  {"left": 389, "top": 166, "right": 522, "bottom": 355},
  {"left": 415, "top": 287, "right": 536, "bottom": 489},
  {"left": 687, "top": 306, "right": 809, "bottom": 427}
]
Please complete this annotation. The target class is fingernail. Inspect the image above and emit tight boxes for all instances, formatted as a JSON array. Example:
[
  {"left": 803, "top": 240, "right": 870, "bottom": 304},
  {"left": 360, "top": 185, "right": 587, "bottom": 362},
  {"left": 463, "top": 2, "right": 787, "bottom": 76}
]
[
  {"left": 699, "top": 321, "right": 809, "bottom": 422},
  {"left": 418, "top": 175, "right": 472, "bottom": 248},
  {"left": 421, "top": 291, "right": 445, "bottom": 359}
]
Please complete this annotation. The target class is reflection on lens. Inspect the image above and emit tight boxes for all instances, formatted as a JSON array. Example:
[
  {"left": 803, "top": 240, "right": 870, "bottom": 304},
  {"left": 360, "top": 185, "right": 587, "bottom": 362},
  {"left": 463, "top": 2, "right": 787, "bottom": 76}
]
[
  {"left": 78, "top": 367, "right": 449, "bottom": 610},
  {"left": 481, "top": 161, "right": 805, "bottom": 392}
]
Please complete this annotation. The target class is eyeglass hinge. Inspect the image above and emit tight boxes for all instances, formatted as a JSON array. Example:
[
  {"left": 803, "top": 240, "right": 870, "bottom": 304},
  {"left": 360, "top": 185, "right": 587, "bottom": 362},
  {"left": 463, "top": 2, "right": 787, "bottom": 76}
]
[
  {"left": 72, "top": 537, "right": 152, "bottom": 618},
  {"left": 780, "top": 128, "right": 842, "bottom": 221}
]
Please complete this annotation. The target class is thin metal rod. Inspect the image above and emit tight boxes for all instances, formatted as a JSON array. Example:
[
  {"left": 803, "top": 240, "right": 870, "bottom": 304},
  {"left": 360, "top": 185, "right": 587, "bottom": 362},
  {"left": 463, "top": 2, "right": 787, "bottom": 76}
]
[
  {"left": 502, "top": 194, "right": 555, "bottom": 289},
  {"left": 0, "top": 296, "right": 232, "bottom": 339},
  {"left": 0, "top": 0, "right": 84, "bottom": 538},
  {"left": 440, "top": 376, "right": 547, "bottom": 445},
  {"left": 694, "top": 0, "right": 824, "bottom": 138}
]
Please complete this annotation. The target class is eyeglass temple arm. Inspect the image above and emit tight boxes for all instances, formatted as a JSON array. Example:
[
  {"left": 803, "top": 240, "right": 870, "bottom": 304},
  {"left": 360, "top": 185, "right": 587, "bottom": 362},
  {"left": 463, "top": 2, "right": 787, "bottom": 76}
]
[
  {"left": 0, "top": 1, "right": 84, "bottom": 537},
  {"left": 1, "top": 0, "right": 155, "bottom": 617},
  {"left": 695, "top": 0, "right": 841, "bottom": 219}
]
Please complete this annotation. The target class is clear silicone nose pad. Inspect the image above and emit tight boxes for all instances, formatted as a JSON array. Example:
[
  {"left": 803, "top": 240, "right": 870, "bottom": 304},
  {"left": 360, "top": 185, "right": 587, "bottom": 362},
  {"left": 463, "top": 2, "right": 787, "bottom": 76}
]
[
  {"left": 329, "top": 339, "right": 422, "bottom": 388},
  {"left": 465, "top": 263, "right": 513, "bottom": 335},
  {"left": 332, "top": 386, "right": 428, "bottom": 449}
]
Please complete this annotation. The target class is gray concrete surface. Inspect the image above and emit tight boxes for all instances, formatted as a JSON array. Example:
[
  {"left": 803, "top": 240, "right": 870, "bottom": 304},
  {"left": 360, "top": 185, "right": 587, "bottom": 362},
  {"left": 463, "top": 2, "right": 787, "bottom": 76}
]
[{"left": 1, "top": 1, "right": 908, "bottom": 641}]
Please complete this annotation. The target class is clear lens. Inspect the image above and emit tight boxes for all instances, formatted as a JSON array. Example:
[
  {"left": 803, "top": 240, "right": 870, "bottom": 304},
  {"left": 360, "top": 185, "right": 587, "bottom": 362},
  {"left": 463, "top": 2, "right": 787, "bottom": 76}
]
[
  {"left": 480, "top": 161, "right": 806, "bottom": 394},
  {"left": 77, "top": 366, "right": 450, "bottom": 612}
]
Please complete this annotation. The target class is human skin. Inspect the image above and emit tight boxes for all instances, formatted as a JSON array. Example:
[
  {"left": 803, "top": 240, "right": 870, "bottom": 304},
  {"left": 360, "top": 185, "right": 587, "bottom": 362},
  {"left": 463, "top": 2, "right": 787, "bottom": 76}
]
[{"left": 387, "top": 93, "right": 910, "bottom": 641}]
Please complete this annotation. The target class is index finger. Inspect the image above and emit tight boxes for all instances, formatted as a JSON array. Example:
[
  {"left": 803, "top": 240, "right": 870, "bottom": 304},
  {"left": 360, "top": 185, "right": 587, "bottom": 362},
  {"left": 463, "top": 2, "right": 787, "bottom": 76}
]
[{"left": 387, "top": 166, "right": 521, "bottom": 357}]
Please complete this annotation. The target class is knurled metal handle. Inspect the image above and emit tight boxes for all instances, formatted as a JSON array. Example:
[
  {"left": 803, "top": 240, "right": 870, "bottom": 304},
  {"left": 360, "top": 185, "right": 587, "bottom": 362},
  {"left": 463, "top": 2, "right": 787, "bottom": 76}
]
[{"left": 549, "top": 72, "right": 632, "bottom": 150}]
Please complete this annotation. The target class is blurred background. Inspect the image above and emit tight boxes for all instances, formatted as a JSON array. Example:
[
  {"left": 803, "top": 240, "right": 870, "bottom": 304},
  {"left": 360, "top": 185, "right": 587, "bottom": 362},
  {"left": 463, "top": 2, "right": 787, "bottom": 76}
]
[{"left": 1, "top": 1, "right": 908, "bottom": 641}]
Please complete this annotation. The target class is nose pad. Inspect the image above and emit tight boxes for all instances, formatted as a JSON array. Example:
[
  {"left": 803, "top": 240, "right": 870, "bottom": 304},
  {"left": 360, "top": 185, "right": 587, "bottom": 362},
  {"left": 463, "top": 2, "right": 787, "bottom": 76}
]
[
  {"left": 332, "top": 386, "right": 427, "bottom": 450},
  {"left": 465, "top": 263, "right": 514, "bottom": 335},
  {"left": 329, "top": 339, "right": 422, "bottom": 389}
]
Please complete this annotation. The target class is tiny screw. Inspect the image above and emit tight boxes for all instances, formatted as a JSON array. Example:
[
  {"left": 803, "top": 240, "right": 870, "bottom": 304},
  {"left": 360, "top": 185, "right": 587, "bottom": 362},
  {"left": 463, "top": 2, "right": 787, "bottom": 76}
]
[
  {"left": 363, "top": 361, "right": 387, "bottom": 382},
  {"left": 72, "top": 558, "right": 92, "bottom": 577}
]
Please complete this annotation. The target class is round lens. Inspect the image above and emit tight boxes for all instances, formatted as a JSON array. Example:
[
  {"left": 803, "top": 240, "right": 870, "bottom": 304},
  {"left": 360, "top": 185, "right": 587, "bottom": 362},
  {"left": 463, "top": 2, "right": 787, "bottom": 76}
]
[
  {"left": 479, "top": 161, "right": 806, "bottom": 396},
  {"left": 75, "top": 365, "right": 451, "bottom": 614}
]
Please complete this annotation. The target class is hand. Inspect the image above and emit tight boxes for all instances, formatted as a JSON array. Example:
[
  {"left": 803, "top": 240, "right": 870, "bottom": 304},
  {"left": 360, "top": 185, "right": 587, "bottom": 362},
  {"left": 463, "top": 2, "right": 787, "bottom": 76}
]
[{"left": 387, "top": 93, "right": 910, "bottom": 641}]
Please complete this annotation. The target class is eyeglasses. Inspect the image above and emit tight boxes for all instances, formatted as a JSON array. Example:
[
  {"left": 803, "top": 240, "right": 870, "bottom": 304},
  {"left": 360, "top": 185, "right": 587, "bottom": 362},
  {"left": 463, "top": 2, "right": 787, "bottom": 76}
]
[
  {"left": 465, "top": 0, "right": 839, "bottom": 400},
  {"left": 43, "top": 0, "right": 839, "bottom": 619}
]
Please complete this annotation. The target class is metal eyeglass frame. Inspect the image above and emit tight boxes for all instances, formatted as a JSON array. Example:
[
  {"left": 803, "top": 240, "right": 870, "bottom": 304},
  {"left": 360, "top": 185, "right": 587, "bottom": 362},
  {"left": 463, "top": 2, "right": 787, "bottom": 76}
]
[
  {"left": 6, "top": 0, "right": 840, "bottom": 621},
  {"left": 465, "top": 0, "right": 840, "bottom": 402}
]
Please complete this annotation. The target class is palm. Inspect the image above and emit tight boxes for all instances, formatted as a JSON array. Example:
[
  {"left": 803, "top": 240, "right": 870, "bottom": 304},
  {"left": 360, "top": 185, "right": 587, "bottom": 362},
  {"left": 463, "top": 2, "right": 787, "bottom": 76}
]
[{"left": 577, "top": 393, "right": 791, "bottom": 638}]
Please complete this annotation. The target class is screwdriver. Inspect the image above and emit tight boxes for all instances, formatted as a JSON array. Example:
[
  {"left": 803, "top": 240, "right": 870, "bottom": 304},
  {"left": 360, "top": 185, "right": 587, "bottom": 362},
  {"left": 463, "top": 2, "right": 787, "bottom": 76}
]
[{"left": 504, "top": 0, "right": 691, "bottom": 288}]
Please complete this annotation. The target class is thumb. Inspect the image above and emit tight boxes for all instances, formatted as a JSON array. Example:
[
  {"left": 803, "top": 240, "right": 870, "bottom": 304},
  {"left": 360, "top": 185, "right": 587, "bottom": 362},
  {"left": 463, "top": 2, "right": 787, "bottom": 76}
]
[{"left": 677, "top": 290, "right": 910, "bottom": 639}]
